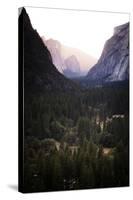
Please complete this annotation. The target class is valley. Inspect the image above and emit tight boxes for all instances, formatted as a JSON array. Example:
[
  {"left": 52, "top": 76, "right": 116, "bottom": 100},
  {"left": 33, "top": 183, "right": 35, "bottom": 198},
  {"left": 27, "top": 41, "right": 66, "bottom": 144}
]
[
  {"left": 24, "top": 86, "right": 129, "bottom": 192},
  {"left": 19, "top": 8, "right": 129, "bottom": 193}
]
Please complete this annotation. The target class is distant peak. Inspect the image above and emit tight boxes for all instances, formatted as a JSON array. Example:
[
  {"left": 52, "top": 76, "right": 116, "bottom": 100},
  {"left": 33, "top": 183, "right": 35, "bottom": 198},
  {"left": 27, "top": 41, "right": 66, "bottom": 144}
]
[{"left": 47, "top": 38, "right": 60, "bottom": 44}]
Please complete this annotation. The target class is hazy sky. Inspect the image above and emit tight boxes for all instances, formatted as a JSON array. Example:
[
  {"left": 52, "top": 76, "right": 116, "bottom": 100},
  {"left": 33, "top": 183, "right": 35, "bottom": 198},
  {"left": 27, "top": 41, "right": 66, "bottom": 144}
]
[{"left": 26, "top": 7, "right": 129, "bottom": 59}]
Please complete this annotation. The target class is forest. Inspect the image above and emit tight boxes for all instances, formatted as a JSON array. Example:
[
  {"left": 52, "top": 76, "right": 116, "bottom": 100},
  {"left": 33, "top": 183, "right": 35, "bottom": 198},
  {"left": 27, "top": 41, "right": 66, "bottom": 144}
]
[{"left": 23, "top": 84, "right": 129, "bottom": 192}]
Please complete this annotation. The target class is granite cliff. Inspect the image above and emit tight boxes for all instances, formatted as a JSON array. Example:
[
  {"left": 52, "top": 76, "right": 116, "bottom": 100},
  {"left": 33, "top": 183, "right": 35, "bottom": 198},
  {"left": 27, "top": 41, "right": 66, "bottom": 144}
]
[{"left": 87, "top": 23, "right": 129, "bottom": 83}]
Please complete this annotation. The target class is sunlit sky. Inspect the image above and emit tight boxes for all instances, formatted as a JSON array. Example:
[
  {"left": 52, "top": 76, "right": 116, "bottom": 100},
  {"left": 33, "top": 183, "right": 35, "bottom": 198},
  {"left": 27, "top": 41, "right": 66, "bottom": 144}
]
[{"left": 26, "top": 7, "right": 129, "bottom": 59}]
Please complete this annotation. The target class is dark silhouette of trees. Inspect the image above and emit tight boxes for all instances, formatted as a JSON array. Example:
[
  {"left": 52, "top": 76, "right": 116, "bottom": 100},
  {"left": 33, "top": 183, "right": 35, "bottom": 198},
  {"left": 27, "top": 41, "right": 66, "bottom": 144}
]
[{"left": 23, "top": 85, "right": 129, "bottom": 192}]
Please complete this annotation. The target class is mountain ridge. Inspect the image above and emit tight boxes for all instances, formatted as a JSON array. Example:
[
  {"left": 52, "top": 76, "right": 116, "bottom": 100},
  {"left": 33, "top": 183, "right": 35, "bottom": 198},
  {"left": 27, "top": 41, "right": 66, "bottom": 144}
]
[{"left": 19, "top": 8, "right": 79, "bottom": 93}]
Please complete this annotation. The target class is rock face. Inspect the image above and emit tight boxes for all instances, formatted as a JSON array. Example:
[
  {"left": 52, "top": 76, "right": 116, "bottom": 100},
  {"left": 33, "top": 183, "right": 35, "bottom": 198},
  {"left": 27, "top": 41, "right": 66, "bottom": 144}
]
[
  {"left": 42, "top": 38, "right": 97, "bottom": 77},
  {"left": 19, "top": 8, "right": 78, "bottom": 93},
  {"left": 87, "top": 23, "right": 129, "bottom": 83},
  {"left": 63, "top": 55, "right": 81, "bottom": 78},
  {"left": 43, "top": 38, "right": 65, "bottom": 73}
]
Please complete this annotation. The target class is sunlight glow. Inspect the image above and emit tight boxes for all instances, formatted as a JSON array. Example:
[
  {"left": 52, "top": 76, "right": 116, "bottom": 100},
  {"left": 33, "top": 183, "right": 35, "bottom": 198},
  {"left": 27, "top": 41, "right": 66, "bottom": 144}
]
[{"left": 26, "top": 7, "right": 129, "bottom": 59}]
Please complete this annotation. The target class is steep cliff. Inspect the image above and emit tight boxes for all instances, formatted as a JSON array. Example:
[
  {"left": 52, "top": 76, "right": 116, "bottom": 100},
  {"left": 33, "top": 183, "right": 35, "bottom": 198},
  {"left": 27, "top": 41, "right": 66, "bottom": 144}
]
[
  {"left": 19, "top": 8, "right": 78, "bottom": 93},
  {"left": 87, "top": 23, "right": 129, "bottom": 83},
  {"left": 43, "top": 38, "right": 65, "bottom": 73},
  {"left": 63, "top": 55, "right": 81, "bottom": 78}
]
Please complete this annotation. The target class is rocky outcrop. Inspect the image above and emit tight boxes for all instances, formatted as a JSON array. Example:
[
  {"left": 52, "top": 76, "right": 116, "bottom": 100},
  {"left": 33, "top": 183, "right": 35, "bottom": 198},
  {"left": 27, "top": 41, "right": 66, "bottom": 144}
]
[
  {"left": 44, "top": 38, "right": 65, "bottom": 73},
  {"left": 61, "top": 45, "right": 97, "bottom": 76},
  {"left": 87, "top": 23, "right": 129, "bottom": 83},
  {"left": 63, "top": 55, "right": 81, "bottom": 78}
]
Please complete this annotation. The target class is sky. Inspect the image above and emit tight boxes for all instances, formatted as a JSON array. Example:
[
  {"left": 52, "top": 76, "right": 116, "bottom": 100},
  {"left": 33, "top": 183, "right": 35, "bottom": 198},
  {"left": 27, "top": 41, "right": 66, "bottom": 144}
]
[{"left": 26, "top": 7, "right": 129, "bottom": 59}]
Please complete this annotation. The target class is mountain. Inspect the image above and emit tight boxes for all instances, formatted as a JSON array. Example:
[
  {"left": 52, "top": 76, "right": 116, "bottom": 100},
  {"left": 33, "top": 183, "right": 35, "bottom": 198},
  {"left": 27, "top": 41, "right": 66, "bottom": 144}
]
[
  {"left": 42, "top": 37, "right": 65, "bottom": 73},
  {"left": 19, "top": 8, "right": 78, "bottom": 93},
  {"left": 86, "top": 23, "right": 129, "bottom": 83},
  {"left": 63, "top": 55, "right": 81, "bottom": 78},
  {"left": 61, "top": 45, "right": 97, "bottom": 75},
  {"left": 42, "top": 38, "right": 97, "bottom": 77}
]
